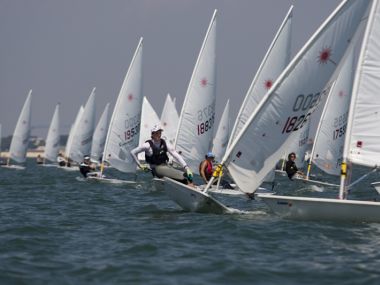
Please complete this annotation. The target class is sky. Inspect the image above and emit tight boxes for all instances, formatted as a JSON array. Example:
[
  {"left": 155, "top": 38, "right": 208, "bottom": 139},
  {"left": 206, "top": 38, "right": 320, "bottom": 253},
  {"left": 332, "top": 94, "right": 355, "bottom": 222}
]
[{"left": 0, "top": 0, "right": 341, "bottom": 137}]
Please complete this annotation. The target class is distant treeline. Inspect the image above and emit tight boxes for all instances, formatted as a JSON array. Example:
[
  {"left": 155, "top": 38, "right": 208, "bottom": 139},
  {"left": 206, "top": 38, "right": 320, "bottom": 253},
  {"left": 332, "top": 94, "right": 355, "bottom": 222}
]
[{"left": 0, "top": 135, "right": 68, "bottom": 151}]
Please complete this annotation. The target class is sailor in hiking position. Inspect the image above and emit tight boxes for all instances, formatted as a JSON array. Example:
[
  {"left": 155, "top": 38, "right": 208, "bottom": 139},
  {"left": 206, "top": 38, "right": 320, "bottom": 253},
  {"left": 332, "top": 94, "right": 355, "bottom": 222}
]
[
  {"left": 130, "top": 125, "right": 194, "bottom": 185},
  {"left": 79, "top": 155, "right": 97, "bottom": 178}
]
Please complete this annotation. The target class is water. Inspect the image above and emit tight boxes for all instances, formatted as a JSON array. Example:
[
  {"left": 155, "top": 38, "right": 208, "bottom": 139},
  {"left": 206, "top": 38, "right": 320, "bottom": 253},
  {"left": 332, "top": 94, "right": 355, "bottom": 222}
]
[{"left": 1, "top": 160, "right": 380, "bottom": 284}]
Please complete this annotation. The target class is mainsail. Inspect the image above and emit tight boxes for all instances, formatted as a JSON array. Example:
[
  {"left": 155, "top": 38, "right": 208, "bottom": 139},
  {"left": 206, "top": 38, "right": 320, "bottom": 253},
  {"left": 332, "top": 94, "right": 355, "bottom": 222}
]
[
  {"left": 138, "top": 97, "right": 160, "bottom": 160},
  {"left": 228, "top": 6, "right": 293, "bottom": 147},
  {"left": 102, "top": 38, "right": 143, "bottom": 173},
  {"left": 65, "top": 106, "right": 84, "bottom": 160},
  {"left": 68, "top": 88, "right": 96, "bottom": 163},
  {"left": 90, "top": 103, "right": 110, "bottom": 162},
  {"left": 175, "top": 10, "right": 217, "bottom": 171},
  {"left": 9, "top": 90, "right": 32, "bottom": 164},
  {"left": 160, "top": 94, "right": 179, "bottom": 146},
  {"left": 212, "top": 99, "right": 230, "bottom": 162},
  {"left": 44, "top": 104, "right": 60, "bottom": 163},
  {"left": 346, "top": 0, "right": 380, "bottom": 168}
]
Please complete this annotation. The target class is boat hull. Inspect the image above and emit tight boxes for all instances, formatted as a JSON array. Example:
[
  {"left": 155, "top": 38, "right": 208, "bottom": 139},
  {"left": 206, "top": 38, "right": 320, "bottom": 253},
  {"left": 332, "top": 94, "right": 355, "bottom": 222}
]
[
  {"left": 164, "top": 177, "right": 230, "bottom": 214},
  {"left": 1, "top": 165, "right": 25, "bottom": 170},
  {"left": 258, "top": 194, "right": 380, "bottom": 222}
]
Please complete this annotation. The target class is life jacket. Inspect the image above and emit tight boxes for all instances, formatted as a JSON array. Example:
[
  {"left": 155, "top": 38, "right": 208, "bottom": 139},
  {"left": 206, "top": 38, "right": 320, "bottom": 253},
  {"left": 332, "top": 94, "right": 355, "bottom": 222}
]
[
  {"left": 145, "top": 139, "right": 169, "bottom": 166},
  {"left": 199, "top": 159, "right": 213, "bottom": 181},
  {"left": 79, "top": 162, "right": 92, "bottom": 177}
]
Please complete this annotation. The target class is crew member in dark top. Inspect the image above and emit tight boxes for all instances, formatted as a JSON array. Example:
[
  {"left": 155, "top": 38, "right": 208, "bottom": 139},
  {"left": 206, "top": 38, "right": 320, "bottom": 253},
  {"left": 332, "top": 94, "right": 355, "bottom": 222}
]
[
  {"left": 79, "top": 155, "right": 97, "bottom": 178},
  {"left": 130, "top": 124, "right": 194, "bottom": 186},
  {"left": 285, "top": 152, "right": 304, "bottom": 180}
]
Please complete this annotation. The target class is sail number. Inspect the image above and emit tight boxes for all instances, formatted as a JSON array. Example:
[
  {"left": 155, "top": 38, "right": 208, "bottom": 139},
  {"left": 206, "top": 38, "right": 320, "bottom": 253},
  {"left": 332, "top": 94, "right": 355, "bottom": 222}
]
[
  {"left": 333, "top": 125, "right": 346, "bottom": 140},
  {"left": 197, "top": 103, "right": 215, "bottom": 135},
  {"left": 124, "top": 124, "right": 140, "bottom": 140},
  {"left": 197, "top": 114, "right": 215, "bottom": 135},
  {"left": 281, "top": 92, "right": 322, "bottom": 134}
]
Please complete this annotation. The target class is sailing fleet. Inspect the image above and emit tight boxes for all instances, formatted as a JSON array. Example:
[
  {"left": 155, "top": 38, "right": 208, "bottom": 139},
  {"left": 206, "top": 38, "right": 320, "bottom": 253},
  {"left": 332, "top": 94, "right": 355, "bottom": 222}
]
[{"left": 2, "top": 0, "right": 380, "bottom": 222}]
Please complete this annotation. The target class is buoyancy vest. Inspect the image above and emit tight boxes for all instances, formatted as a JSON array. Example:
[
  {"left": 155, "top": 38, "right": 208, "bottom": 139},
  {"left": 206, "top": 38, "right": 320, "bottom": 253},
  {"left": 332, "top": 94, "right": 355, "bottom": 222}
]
[
  {"left": 145, "top": 139, "right": 169, "bottom": 166},
  {"left": 199, "top": 159, "right": 213, "bottom": 181}
]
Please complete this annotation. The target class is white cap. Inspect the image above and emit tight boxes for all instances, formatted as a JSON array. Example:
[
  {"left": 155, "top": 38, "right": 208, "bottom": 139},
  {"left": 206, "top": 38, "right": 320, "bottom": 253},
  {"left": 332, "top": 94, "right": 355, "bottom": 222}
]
[{"left": 151, "top": 124, "right": 163, "bottom": 133}]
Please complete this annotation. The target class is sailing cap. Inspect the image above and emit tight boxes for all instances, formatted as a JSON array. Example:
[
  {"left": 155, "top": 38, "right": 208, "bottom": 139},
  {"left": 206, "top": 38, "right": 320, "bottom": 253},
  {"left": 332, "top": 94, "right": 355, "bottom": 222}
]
[
  {"left": 151, "top": 124, "right": 163, "bottom": 133},
  {"left": 84, "top": 155, "right": 91, "bottom": 160},
  {"left": 206, "top": 152, "right": 215, "bottom": 158}
]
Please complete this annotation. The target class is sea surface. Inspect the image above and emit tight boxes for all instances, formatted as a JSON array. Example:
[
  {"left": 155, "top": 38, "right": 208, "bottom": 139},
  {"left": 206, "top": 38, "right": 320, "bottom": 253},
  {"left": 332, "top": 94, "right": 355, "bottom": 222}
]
[{"left": 1, "top": 160, "right": 380, "bottom": 285}]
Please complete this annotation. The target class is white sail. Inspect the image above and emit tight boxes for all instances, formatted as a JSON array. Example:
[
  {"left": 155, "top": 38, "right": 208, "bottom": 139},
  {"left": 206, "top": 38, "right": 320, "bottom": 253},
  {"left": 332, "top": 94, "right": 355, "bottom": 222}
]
[
  {"left": 68, "top": 88, "right": 96, "bottom": 163},
  {"left": 229, "top": 6, "right": 293, "bottom": 147},
  {"left": 222, "top": 0, "right": 370, "bottom": 194},
  {"left": 91, "top": 103, "right": 110, "bottom": 162},
  {"left": 44, "top": 104, "right": 60, "bottom": 163},
  {"left": 102, "top": 38, "right": 143, "bottom": 173},
  {"left": 311, "top": 46, "right": 358, "bottom": 175},
  {"left": 65, "top": 106, "right": 84, "bottom": 159},
  {"left": 9, "top": 90, "right": 32, "bottom": 164},
  {"left": 212, "top": 99, "right": 230, "bottom": 162},
  {"left": 175, "top": 10, "right": 217, "bottom": 171},
  {"left": 160, "top": 94, "right": 179, "bottom": 146},
  {"left": 346, "top": 0, "right": 380, "bottom": 168},
  {"left": 138, "top": 97, "right": 160, "bottom": 160}
]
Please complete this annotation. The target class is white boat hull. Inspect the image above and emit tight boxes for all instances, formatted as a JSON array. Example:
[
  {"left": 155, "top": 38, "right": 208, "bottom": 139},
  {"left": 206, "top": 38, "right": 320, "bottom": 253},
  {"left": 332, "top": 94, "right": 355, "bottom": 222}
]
[
  {"left": 164, "top": 177, "right": 230, "bottom": 214},
  {"left": 86, "top": 176, "right": 136, "bottom": 185},
  {"left": 1, "top": 165, "right": 25, "bottom": 170},
  {"left": 258, "top": 194, "right": 380, "bottom": 222},
  {"left": 60, "top": 166, "right": 78, "bottom": 171}
]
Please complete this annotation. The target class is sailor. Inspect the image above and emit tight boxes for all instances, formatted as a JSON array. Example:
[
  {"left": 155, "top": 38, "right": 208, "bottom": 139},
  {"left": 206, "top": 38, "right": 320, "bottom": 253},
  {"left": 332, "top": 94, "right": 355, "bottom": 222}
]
[
  {"left": 36, "top": 154, "right": 43, "bottom": 164},
  {"left": 199, "top": 152, "right": 215, "bottom": 184},
  {"left": 79, "top": 155, "right": 97, "bottom": 178},
  {"left": 57, "top": 153, "right": 66, "bottom": 167},
  {"left": 285, "top": 152, "right": 304, "bottom": 180},
  {"left": 130, "top": 124, "right": 194, "bottom": 185}
]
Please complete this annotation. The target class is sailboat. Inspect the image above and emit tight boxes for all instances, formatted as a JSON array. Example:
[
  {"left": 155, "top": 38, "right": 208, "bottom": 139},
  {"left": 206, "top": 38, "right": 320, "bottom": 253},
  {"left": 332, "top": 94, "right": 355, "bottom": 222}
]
[
  {"left": 160, "top": 93, "right": 179, "bottom": 146},
  {"left": 90, "top": 103, "right": 110, "bottom": 163},
  {"left": 62, "top": 105, "right": 84, "bottom": 170},
  {"left": 165, "top": 0, "right": 371, "bottom": 214},
  {"left": 174, "top": 9, "right": 217, "bottom": 172},
  {"left": 200, "top": 6, "right": 294, "bottom": 195},
  {"left": 66, "top": 88, "right": 96, "bottom": 164},
  {"left": 3, "top": 90, "right": 32, "bottom": 170},
  {"left": 90, "top": 38, "right": 143, "bottom": 184},
  {"left": 42, "top": 103, "right": 60, "bottom": 166},
  {"left": 138, "top": 97, "right": 160, "bottom": 161},
  {"left": 258, "top": 0, "right": 380, "bottom": 222}
]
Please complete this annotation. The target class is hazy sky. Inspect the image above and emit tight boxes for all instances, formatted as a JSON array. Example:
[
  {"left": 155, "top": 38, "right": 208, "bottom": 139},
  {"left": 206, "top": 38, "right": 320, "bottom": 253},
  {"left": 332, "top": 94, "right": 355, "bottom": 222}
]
[{"left": 0, "top": 0, "right": 340, "bottom": 137}]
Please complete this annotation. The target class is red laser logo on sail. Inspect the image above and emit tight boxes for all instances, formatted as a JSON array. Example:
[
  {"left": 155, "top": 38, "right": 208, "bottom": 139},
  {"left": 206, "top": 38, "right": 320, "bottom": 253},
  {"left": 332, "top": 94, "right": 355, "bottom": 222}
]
[
  {"left": 318, "top": 47, "right": 336, "bottom": 65},
  {"left": 264, "top": 79, "right": 273, "bottom": 90},
  {"left": 200, "top": 78, "right": 208, "bottom": 87}
]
